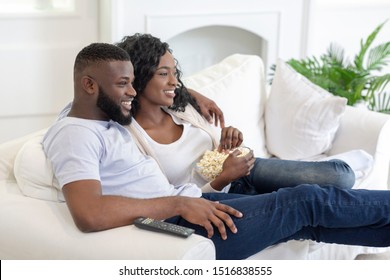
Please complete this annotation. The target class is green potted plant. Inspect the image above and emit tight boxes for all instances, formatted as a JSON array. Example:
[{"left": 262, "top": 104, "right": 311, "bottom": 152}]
[{"left": 272, "top": 20, "right": 390, "bottom": 113}]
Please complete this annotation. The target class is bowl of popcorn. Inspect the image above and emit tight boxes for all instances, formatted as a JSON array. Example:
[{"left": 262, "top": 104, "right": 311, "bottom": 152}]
[{"left": 195, "top": 146, "right": 251, "bottom": 181}]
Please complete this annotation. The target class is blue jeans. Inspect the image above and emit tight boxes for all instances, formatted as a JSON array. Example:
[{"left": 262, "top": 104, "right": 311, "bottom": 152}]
[
  {"left": 166, "top": 185, "right": 390, "bottom": 259},
  {"left": 229, "top": 158, "right": 355, "bottom": 194}
]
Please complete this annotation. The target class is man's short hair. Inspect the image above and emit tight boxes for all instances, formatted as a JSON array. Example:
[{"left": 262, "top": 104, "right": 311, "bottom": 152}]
[{"left": 74, "top": 42, "right": 131, "bottom": 73}]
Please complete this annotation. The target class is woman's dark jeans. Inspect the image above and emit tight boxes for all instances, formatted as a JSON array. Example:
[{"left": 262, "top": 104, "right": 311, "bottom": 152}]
[{"left": 229, "top": 158, "right": 355, "bottom": 195}]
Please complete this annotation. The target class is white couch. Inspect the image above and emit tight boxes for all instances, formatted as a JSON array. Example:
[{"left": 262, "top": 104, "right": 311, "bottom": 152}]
[{"left": 1, "top": 54, "right": 390, "bottom": 260}]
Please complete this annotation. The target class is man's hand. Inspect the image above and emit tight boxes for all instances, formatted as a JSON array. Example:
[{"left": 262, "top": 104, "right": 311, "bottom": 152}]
[
  {"left": 188, "top": 88, "right": 225, "bottom": 128},
  {"left": 63, "top": 179, "right": 242, "bottom": 240},
  {"left": 178, "top": 197, "right": 242, "bottom": 240}
]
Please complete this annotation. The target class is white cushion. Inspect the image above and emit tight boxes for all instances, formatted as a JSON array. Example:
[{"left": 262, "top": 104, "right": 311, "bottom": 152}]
[
  {"left": 183, "top": 54, "right": 269, "bottom": 158},
  {"left": 0, "top": 141, "right": 19, "bottom": 181},
  {"left": 0, "top": 129, "right": 48, "bottom": 181},
  {"left": 13, "top": 133, "right": 62, "bottom": 202},
  {"left": 265, "top": 59, "right": 347, "bottom": 160}
]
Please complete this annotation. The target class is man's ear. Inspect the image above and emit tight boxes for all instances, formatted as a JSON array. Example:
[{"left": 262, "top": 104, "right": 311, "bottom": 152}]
[{"left": 81, "top": 76, "right": 97, "bottom": 95}]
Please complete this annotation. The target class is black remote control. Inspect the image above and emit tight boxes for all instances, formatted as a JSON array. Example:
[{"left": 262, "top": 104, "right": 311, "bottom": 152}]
[{"left": 134, "top": 217, "right": 195, "bottom": 238}]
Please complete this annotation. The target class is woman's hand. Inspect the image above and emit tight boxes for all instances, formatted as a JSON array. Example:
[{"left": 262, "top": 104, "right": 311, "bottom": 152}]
[
  {"left": 188, "top": 88, "right": 225, "bottom": 128},
  {"left": 221, "top": 149, "right": 255, "bottom": 181},
  {"left": 210, "top": 149, "right": 255, "bottom": 191},
  {"left": 218, "top": 126, "right": 243, "bottom": 151}
]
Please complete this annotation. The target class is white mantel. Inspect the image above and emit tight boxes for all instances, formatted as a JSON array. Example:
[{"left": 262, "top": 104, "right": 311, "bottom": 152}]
[{"left": 101, "top": 0, "right": 311, "bottom": 75}]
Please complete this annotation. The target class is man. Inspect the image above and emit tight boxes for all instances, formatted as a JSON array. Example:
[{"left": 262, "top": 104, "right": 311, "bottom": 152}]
[{"left": 43, "top": 43, "right": 390, "bottom": 260}]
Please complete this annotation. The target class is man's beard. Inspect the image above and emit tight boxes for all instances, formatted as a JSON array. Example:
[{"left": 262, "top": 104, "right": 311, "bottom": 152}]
[{"left": 96, "top": 86, "right": 132, "bottom": 125}]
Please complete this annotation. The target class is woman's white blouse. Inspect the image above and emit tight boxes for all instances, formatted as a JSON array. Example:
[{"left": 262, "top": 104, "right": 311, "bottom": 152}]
[{"left": 132, "top": 113, "right": 213, "bottom": 187}]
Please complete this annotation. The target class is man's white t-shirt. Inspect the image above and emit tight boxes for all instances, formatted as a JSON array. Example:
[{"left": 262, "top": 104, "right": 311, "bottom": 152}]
[{"left": 43, "top": 117, "right": 202, "bottom": 200}]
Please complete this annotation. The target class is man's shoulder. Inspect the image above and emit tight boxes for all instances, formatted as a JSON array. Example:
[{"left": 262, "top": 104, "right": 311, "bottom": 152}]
[
  {"left": 50, "top": 117, "right": 104, "bottom": 132},
  {"left": 43, "top": 117, "right": 109, "bottom": 145}
]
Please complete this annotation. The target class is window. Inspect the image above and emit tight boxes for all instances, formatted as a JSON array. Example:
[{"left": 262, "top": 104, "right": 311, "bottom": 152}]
[{"left": 0, "top": 0, "right": 75, "bottom": 14}]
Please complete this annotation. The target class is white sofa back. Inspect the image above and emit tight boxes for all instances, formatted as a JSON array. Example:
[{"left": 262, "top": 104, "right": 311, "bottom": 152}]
[{"left": 183, "top": 54, "right": 269, "bottom": 158}]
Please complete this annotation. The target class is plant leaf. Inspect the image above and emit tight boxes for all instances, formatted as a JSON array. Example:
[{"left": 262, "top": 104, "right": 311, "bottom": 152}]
[
  {"left": 366, "top": 42, "right": 390, "bottom": 72},
  {"left": 326, "top": 43, "right": 348, "bottom": 67},
  {"left": 354, "top": 20, "right": 388, "bottom": 70}
]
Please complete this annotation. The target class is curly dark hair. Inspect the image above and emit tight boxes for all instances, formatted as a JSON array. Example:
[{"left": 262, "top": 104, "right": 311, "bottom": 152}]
[{"left": 115, "top": 33, "right": 200, "bottom": 116}]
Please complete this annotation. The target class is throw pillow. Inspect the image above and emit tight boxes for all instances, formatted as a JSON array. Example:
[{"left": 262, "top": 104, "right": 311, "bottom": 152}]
[
  {"left": 265, "top": 59, "right": 347, "bottom": 160},
  {"left": 13, "top": 132, "right": 62, "bottom": 202},
  {"left": 0, "top": 128, "right": 48, "bottom": 181},
  {"left": 183, "top": 54, "right": 269, "bottom": 158}
]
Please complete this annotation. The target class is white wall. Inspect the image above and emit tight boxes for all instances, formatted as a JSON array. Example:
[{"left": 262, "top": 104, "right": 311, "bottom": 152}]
[
  {"left": 0, "top": 0, "right": 99, "bottom": 144},
  {"left": 306, "top": 0, "right": 390, "bottom": 65}
]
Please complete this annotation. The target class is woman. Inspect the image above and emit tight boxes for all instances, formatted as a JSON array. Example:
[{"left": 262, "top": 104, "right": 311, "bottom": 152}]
[{"left": 116, "top": 33, "right": 355, "bottom": 194}]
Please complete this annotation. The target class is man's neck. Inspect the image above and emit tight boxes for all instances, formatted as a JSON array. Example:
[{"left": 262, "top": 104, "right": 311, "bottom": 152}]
[{"left": 68, "top": 102, "right": 109, "bottom": 121}]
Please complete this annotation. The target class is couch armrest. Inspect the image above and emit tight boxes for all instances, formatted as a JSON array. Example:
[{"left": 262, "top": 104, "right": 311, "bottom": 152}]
[
  {"left": 0, "top": 181, "right": 215, "bottom": 260},
  {"left": 329, "top": 106, "right": 390, "bottom": 189}
]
